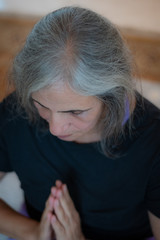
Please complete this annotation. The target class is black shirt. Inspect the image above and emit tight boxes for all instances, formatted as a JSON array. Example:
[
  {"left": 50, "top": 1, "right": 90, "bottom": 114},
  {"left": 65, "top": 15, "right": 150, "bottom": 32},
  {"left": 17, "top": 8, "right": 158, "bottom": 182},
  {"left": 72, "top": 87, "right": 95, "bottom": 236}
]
[{"left": 0, "top": 93, "right": 160, "bottom": 240}]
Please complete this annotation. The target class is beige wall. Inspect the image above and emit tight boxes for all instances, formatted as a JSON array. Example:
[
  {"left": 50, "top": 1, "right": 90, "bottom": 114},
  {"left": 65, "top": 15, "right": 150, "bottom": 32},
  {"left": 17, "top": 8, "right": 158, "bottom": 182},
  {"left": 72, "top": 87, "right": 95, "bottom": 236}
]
[{"left": 0, "top": 0, "right": 160, "bottom": 33}]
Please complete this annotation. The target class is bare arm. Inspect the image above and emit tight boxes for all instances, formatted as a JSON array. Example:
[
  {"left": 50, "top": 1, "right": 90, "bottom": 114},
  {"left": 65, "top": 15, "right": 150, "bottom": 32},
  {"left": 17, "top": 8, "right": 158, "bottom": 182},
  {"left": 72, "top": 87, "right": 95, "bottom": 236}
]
[
  {"left": 148, "top": 211, "right": 160, "bottom": 240},
  {"left": 0, "top": 198, "right": 39, "bottom": 240},
  {"left": 0, "top": 195, "right": 56, "bottom": 240}
]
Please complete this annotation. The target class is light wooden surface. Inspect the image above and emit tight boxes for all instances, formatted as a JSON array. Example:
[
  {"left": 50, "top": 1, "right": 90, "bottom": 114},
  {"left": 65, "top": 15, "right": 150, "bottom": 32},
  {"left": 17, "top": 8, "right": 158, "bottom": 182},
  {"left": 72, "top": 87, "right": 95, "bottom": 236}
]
[
  {"left": 0, "top": 16, "right": 160, "bottom": 102},
  {"left": 122, "top": 28, "right": 160, "bottom": 82},
  {"left": 0, "top": 16, "right": 39, "bottom": 101},
  {"left": 1, "top": 0, "right": 160, "bottom": 33}
]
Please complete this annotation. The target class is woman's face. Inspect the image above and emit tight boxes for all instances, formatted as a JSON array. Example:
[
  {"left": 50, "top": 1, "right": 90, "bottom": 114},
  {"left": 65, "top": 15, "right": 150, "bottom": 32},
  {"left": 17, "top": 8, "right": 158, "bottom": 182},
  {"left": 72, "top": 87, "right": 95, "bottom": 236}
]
[{"left": 32, "top": 84, "right": 104, "bottom": 143}]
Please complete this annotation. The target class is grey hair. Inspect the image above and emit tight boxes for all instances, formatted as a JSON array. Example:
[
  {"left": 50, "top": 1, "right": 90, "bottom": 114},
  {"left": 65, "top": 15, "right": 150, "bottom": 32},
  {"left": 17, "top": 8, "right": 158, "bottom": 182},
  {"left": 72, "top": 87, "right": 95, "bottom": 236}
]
[{"left": 11, "top": 6, "right": 136, "bottom": 158}]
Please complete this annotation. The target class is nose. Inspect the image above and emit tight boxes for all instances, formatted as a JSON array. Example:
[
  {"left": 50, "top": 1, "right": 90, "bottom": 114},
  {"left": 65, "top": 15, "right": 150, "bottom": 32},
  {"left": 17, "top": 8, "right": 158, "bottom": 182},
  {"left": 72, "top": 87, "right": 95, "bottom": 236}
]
[{"left": 48, "top": 113, "right": 70, "bottom": 136}]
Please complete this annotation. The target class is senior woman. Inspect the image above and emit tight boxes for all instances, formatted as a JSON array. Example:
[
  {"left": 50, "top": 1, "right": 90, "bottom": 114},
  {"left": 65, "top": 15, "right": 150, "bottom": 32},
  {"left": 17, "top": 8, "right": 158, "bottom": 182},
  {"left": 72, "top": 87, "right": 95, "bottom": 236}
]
[{"left": 0, "top": 6, "right": 160, "bottom": 240}]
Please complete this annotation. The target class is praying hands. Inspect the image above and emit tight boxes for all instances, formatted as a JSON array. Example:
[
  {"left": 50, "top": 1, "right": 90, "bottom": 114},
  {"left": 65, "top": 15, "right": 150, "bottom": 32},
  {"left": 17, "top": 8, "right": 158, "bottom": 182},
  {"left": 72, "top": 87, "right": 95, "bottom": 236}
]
[{"left": 40, "top": 180, "right": 86, "bottom": 240}]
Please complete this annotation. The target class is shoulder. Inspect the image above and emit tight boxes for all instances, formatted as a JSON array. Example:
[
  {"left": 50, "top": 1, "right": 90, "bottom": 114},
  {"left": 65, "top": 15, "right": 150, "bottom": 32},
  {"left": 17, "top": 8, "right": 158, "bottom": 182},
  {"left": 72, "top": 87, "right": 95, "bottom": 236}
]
[
  {"left": 0, "top": 93, "right": 49, "bottom": 139},
  {"left": 0, "top": 92, "right": 28, "bottom": 133},
  {"left": 120, "top": 93, "right": 160, "bottom": 156},
  {"left": 132, "top": 93, "right": 160, "bottom": 133}
]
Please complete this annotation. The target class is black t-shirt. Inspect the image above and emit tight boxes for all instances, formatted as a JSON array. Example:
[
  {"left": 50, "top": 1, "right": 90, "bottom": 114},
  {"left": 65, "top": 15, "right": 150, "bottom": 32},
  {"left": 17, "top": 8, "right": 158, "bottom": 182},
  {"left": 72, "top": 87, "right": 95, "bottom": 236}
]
[{"left": 0, "top": 93, "right": 160, "bottom": 240}]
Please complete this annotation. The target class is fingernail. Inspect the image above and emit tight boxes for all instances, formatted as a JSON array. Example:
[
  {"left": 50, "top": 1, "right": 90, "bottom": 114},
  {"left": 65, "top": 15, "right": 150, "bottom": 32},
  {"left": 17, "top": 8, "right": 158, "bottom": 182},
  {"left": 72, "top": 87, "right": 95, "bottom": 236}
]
[{"left": 56, "top": 179, "right": 62, "bottom": 187}]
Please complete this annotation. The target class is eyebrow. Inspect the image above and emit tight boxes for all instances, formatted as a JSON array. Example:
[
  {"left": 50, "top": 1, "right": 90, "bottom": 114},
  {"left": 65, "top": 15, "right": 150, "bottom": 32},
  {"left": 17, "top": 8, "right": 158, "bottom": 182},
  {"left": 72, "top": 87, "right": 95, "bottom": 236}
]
[{"left": 32, "top": 98, "right": 92, "bottom": 113}]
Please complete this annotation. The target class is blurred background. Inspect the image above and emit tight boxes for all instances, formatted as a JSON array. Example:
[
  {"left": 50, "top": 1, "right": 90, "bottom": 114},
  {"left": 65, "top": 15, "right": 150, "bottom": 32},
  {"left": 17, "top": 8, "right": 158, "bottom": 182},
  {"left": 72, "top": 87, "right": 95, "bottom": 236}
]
[{"left": 0, "top": 1, "right": 160, "bottom": 239}]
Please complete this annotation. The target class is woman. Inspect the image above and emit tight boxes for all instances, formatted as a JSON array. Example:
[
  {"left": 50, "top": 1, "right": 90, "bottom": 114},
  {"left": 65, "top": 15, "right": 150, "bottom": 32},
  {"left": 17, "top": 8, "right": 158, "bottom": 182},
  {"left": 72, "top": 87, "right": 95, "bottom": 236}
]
[{"left": 0, "top": 6, "right": 160, "bottom": 240}]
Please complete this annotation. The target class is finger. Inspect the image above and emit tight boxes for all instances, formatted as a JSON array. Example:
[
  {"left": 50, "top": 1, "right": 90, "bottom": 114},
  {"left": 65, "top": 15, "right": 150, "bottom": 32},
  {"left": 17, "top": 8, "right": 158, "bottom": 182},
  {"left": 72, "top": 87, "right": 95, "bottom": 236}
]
[
  {"left": 51, "top": 214, "right": 65, "bottom": 238},
  {"left": 39, "top": 195, "right": 55, "bottom": 239},
  {"left": 55, "top": 180, "right": 63, "bottom": 188},
  {"left": 58, "top": 185, "right": 78, "bottom": 219},
  {"left": 51, "top": 180, "right": 63, "bottom": 198},
  {"left": 62, "top": 184, "right": 75, "bottom": 210},
  {"left": 51, "top": 186, "right": 58, "bottom": 198},
  {"left": 53, "top": 198, "right": 70, "bottom": 229},
  {"left": 63, "top": 184, "right": 73, "bottom": 202},
  {"left": 42, "top": 195, "right": 54, "bottom": 220}
]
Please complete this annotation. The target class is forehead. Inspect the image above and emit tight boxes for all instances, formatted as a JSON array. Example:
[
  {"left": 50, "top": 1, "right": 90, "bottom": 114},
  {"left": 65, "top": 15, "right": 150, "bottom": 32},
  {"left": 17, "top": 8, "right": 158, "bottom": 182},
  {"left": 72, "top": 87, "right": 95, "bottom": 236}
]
[{"left": 32, "top": 83, "right": 100, "bottom": 109}]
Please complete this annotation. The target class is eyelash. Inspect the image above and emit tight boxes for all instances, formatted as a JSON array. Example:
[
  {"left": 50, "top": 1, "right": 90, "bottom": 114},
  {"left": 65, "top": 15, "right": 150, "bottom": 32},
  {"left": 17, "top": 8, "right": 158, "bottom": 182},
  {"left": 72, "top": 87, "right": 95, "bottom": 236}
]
[{"left": 70, "top": 111, "right": 83, "bottom": 115}]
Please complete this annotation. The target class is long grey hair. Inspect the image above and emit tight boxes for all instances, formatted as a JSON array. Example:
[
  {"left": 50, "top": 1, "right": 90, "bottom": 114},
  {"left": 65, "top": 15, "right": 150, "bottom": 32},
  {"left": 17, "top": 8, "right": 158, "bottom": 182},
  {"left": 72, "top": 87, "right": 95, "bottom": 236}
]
[{"left": 11, "top": 6, "right": 136, "bottom": 157}]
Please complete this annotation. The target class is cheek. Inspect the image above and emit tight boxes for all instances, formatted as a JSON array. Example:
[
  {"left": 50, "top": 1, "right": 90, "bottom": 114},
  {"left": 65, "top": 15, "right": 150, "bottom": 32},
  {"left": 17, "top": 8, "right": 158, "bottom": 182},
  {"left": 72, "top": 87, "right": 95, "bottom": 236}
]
[
  {"left": 73, "top": 110, "right": 102, "bottom": 131},
  {"left": 71, "top": 117, "right": 96, "bottom": 131}
]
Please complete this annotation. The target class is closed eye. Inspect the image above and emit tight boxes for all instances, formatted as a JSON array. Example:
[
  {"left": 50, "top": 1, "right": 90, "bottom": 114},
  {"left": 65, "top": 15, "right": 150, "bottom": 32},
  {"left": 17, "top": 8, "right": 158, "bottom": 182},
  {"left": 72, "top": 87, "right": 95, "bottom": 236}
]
[
  {"left": 58, "top": 108, "right": 92, "bottom": 115},
  {"left": 70, "top": 110, "right": 83, "bottom": 115},
  {"left": 32, "top": 98, "right": 92, "bottom": 115}
]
